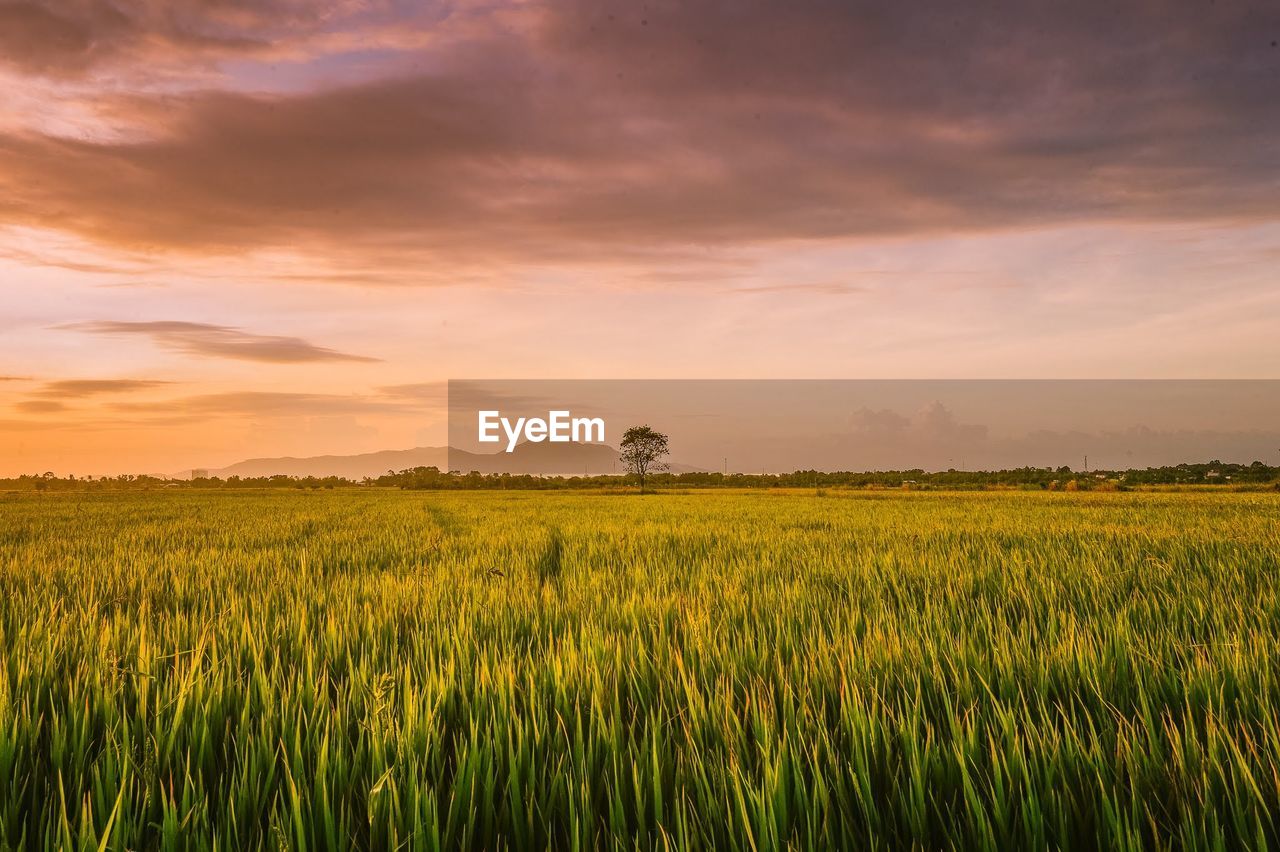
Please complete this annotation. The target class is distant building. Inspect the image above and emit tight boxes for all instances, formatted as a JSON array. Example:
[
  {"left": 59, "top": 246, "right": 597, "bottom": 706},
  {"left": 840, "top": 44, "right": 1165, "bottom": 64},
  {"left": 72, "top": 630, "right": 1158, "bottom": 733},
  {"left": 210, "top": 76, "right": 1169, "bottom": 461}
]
[{"left": 191, "top": 469, "right": 210, "bottom": 479}]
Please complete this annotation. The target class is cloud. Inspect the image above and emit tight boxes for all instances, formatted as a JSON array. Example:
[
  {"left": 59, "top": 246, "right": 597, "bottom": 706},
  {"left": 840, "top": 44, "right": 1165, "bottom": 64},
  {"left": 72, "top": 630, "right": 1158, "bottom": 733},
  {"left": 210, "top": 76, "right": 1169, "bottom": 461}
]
[
  {"left": 112, "top": 391, "right": 413, "bottom": 417},
  {"left": 0, "top": 2, "right": 113, "bottom": 76},
  {"left": 62, "top": 321, "right": 379, "bottom": 363},
  {"left": 376, "top": 382, "right": 448, "bottom": 403},
  {"left": 0, "top": 0, "right": 355, "bottom": 78},
  {"left": 0, "top": 416, "right": 79, "bottom": 431},
  {"left": 0, "top": 237, "right": 154, "bottom": 275},
  {"left": 731, "top": 281, "right": 868, "bottom": 296},
  {"left": 0, "top": 0, "right": 1276, "bottom": 267},
  {"left": 848, "top": 408, "right": 911, "bottom": 437},
  {"left": 34, "top": 379, "right": 172, "bottom": 398},
  {"left": 9, "top": 378, "right": 171, "bottom": 416},
  {"left": 849, "top": 404, "right": 988, "bottom": 447},
  {"left": 0, "top": 376, "right": 30, "bottom": 382},
  {"left": 381, "top": 383, "right": 592, "bottom": 425},
  {"left": 14, "top": 400, "right": 65, "bottom": 413},
  {"left": 913, "top": 401, "right": 988, "bottom": 445}
]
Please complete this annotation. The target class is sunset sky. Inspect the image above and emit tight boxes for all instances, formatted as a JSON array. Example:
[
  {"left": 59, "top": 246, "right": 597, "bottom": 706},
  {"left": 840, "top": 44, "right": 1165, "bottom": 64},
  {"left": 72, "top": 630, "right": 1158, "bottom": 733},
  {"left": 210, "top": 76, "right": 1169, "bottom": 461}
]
[{"left": 2, "top": 0, "right": 1278, "bottom": 475}]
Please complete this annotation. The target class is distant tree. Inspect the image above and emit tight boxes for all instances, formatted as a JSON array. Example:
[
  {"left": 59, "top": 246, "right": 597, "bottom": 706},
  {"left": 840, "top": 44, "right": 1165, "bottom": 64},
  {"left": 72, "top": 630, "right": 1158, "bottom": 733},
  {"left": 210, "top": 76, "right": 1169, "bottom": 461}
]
[{"left": 619, "top": 425, "right": 669, "bottom": 493}]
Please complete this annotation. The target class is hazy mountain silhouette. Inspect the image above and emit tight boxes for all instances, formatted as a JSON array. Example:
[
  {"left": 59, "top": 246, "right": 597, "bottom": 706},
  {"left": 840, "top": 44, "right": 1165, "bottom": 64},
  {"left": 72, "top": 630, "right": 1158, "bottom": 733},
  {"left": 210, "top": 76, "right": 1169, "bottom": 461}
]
[
  {"left": 204, "top": 447, "right": 450, "bottom": 480},
  {"left": 198, "top": 443, "right": 702, "bottom": 479}
]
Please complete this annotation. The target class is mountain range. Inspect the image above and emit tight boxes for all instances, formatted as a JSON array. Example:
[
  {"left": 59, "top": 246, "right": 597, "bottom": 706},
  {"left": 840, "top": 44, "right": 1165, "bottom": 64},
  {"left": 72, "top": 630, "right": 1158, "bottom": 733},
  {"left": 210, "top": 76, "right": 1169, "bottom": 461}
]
[{"left": 194, "top": 443, "right": 702, "bottom": 479}]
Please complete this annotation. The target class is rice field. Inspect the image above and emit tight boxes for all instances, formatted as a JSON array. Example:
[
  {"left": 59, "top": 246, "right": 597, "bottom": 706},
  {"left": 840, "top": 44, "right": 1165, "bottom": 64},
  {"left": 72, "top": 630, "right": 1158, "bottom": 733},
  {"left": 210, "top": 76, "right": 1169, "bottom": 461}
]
[{"left": 1, "top": 488, "right": 1279, "bottom": 850}]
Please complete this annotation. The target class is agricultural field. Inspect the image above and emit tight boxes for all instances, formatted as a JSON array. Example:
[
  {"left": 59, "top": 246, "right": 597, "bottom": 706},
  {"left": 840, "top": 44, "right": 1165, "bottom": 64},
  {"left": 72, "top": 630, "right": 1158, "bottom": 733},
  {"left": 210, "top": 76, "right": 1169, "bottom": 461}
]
[{"left": 1, "top": 489, "right": 1279, "bottom": 850}]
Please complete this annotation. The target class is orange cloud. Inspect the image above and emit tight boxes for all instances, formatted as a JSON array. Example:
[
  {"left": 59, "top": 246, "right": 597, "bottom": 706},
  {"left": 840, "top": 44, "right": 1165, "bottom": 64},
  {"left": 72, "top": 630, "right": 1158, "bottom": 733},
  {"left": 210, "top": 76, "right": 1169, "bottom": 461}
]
[
  {"left": 61, "top": 321, "right": 379, "bottom": 363},
  {"left": 14, "top": 400, "right": 66, "bottom": 413},
  {"left": 33, "top": 379, "right": 173, "bottom": 398},
  {"left": 110, "top": 391, "right": 419, "bottom": 417}
]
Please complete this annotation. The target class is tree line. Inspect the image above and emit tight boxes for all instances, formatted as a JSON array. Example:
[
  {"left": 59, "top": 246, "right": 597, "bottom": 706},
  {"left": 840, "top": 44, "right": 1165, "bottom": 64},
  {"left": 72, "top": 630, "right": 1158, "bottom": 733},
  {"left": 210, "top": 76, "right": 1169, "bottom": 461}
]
[{"left": 4, "top": 460, "right": 1278, "bottom": 492}]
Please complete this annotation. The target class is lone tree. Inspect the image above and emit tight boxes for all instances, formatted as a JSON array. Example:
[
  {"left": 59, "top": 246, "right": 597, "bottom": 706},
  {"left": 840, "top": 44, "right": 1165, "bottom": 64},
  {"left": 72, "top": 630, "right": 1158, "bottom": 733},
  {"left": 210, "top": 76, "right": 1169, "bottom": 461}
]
[{"left": 619, "top": 425, "right": 669, "bottom": 493}]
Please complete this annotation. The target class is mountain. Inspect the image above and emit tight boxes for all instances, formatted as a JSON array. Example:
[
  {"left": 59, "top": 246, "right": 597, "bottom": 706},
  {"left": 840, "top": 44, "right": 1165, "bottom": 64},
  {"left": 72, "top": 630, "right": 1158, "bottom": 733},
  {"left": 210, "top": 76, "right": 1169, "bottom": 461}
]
[
  {"left": 196, "top": 444, "right": 704, "bottom": 479},
  {"left": 453, "top": 441, "right": 624, "bottom": 475},
  {"left": 205, "top": 447, "right": 450, "bottom": 480}
]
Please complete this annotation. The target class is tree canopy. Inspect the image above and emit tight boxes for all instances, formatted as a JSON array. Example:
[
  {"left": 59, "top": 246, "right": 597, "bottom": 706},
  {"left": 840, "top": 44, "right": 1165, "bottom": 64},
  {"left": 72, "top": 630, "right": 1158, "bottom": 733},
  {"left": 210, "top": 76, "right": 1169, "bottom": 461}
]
[{"left": 618, "top": 425, "right": 670, "bottom": 493}]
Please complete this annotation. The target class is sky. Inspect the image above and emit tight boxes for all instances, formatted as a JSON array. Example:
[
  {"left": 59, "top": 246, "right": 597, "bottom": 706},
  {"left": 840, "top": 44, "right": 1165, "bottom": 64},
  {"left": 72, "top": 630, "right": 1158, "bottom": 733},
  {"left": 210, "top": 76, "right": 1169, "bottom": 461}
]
[{"left": 1, "top": 0, "right": 1278, "bottom": 476}]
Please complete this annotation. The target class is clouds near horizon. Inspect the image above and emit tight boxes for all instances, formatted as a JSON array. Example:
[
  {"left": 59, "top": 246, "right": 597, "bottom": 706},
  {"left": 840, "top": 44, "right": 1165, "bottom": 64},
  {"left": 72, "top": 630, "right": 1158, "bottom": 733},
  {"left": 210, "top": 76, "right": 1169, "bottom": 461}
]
[
  {"left": 33, "top": 378, "right": 172, "bottom": 397},
  {"left": 61, "top": 321, "right": 380, "bottom": 363},
  {"left": 111, "top": 390, "right": 417, "bottom": 417}
]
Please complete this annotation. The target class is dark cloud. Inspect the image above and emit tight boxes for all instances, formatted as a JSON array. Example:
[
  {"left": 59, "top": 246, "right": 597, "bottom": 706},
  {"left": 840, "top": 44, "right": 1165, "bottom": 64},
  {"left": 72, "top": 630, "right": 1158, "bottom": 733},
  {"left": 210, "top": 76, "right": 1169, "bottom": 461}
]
[
  {"left": 0, "top": 376, "right": 30, "bottom": 381},
  {"left": 0, "top": 3, "right": 94, "bottom": 74},
  {"left": 0, "top": 0, "right": 338, "bottom": 76},
  {"left": 0, "top": 0, "right": 1277, "bottom": 263},
  {"left": 62, "top": 321, "right": 379, "bottom": 363}
]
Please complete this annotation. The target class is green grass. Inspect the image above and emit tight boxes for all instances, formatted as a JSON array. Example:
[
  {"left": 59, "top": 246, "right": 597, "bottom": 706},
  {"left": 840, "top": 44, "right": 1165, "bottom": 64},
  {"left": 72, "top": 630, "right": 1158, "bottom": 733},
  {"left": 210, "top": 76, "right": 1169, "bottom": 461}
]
[{"left": 1, "top": 489, "right": 1279, "bottom": 850}]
